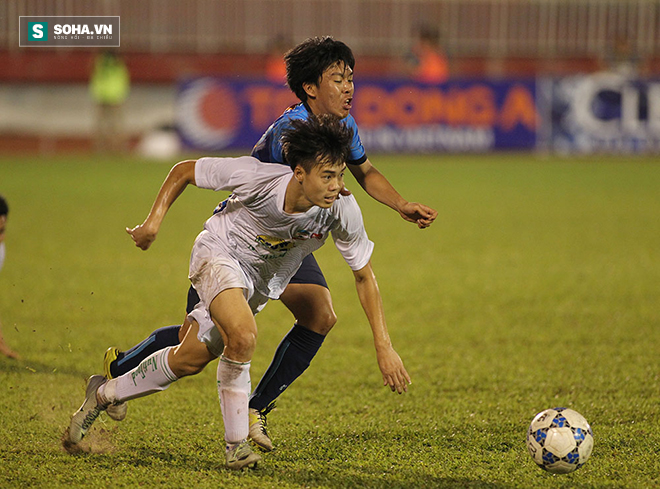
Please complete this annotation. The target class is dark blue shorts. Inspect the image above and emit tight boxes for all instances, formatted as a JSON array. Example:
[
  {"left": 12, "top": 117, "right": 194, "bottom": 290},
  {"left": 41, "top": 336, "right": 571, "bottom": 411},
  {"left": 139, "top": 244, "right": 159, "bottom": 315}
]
[
  {"left": 185, "top": 253, "right": 328, "bottom": 314},
  {"left": 288, "top": 254, "right": 328, "bottom": 288}
]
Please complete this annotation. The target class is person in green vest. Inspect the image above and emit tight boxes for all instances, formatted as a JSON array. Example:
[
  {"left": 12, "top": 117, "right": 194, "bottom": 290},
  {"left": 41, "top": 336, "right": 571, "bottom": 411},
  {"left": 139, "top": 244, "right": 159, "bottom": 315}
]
[{"left": 90, "top": 50, "right": 130, "bottom": 153}]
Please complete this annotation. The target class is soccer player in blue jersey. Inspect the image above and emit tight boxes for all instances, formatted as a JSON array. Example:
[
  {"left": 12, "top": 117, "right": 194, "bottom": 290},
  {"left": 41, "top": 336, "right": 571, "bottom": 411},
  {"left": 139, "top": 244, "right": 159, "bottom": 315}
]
[{"left": 103, "top": 37, "right": 437, "bottom": 450}]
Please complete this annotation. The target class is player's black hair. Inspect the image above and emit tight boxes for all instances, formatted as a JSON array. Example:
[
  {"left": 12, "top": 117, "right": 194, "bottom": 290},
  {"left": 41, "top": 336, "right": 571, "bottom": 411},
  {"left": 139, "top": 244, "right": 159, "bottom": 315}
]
[
  {"left": 285, "top": 36, "right": 355, "bottom": 103},
  {"left": 281, "top": 114, "right": 353, "bottom": 173},
  {"left": 0, "top": 194, "right": 8, "bottom": 217}
]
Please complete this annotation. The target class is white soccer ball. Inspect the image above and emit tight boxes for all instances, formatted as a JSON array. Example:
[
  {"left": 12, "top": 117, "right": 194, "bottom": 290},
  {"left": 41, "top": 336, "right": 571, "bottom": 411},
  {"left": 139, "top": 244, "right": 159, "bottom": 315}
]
[
  {"left": 137, "top": 128, "right": 181, "bottom": 160},
  {"left": 526, "top": 407, "right": 594, "bottom": 474}
]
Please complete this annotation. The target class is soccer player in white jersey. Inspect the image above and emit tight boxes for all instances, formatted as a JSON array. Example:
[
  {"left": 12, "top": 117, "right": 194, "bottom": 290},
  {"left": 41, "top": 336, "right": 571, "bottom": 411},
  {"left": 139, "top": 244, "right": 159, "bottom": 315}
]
[
  {"left": 64, "top": 115, "right": 411, "bottom": 470},
  {"left": 0, "top": 195, "right": 20, "bottom": 360}
]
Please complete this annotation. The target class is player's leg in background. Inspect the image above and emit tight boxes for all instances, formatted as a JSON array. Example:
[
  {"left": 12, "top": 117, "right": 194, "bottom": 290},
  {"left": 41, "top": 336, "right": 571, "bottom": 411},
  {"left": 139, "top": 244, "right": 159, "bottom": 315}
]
[
  {"left": 104, "top": 286, "right": 200, "bottom": 377},
  {"left": 66, "top": 320, "right": 215, "bottom": 447},
  {"left": 105, "top": 323, "right": 184, "bottom": 378},
  {"left": 105, "top": 319, "right": 215, "bottom": 402},
  {"left": 102, "top": 320, "right": 215, "bottom": 410},
  {"left": 249, "top": 254, "right": 334, "bottom": 412}
]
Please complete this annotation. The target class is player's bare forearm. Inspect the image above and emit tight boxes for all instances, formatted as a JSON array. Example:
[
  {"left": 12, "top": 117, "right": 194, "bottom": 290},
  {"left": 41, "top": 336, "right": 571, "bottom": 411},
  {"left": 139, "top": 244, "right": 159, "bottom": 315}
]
[
  {"left": 349, "top": 160, "right": 405, "bottom": 211},
  {"left": 126, "top": 160, "right": 197, "bottom": 250},
  {"left": 353, "top": 262, "right": 412, "bottom": 394},
  {"left": 349, "top": 159, "right": 438, "bottom": 229},
  {"left": 353, "top": 262, "right": 389, "bottom": 349}
]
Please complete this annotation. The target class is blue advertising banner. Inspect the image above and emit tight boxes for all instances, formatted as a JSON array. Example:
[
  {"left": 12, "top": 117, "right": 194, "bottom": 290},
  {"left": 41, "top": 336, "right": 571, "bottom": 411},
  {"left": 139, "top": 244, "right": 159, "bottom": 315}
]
[
  {"left": 541, "top": 74, "right": 660, "bottom": 153},
  {"left": 176, "top": 78, "right": 538, "bottom": 152}
]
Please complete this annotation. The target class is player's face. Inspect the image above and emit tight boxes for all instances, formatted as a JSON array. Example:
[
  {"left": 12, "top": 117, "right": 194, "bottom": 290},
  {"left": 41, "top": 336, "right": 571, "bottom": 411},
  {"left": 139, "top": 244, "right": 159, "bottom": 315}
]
[
  {"left": 305, "top": 62, "right": 354, "bottom": 119},
  {"left": 0, "top": 215, "right": 6, "bottom": 243},
  {"left": 300, "top": 161, "right": 346, "bottom": 209}
]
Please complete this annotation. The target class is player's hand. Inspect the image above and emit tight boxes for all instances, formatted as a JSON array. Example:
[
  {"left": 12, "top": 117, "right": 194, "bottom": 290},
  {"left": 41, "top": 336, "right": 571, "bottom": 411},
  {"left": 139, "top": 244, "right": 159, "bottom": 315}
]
[
  {"left": 376, "top": 346, "right": 412, "bottom": 394},
  {"left": 339, "top": 187, "right": 352, "bottom": 197},
  {"left": 126, "top": 223, "right": 158, "bottom": 250},
  {"left": 397, "top": 202, "right": 438, "bottom": 229}
]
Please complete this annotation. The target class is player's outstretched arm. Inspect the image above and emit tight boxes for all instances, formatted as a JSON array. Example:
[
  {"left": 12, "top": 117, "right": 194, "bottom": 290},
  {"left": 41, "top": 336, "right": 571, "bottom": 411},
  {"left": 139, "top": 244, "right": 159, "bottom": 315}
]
[
  {"left": 348, "top": 158, "right": 438, "bottom": 229},
  {"left": 0, "top": 319, "right": 20, "bottom": 360},
  {"left": 353, "top": 261, "right": 412, "bottom": 394},
  {"left": 126, "top": 160, "right": 197, "bottom": 250}
]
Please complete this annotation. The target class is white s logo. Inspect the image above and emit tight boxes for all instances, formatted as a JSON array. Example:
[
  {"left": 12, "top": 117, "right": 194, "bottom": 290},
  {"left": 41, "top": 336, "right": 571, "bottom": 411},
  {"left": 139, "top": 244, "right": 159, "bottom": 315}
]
[{"left": 32, "top": 24, "right": 44, "bottom": 39}]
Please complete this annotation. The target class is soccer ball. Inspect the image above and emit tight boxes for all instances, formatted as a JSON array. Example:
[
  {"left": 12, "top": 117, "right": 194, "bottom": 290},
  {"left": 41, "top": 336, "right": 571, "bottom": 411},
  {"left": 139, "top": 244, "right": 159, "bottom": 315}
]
[{"left": 526, "top": 407, "right": 594, "bottom": 474}]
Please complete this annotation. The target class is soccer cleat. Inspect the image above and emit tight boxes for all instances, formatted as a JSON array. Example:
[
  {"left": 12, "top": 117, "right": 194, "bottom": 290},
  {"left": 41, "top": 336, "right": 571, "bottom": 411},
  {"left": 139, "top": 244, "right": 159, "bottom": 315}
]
[
  {"left": 103, "top": 347, "right": 119, "bottom": 379},
  {"left": 226, "top": 439, "right": 261, "bottom": 470},
  {"left": 67, "top": 375, "right": 108, "bottom": 444},
  {"left": 248, "top": 405, "right": 274, "bottom": 452},
  {"left": 102, "top": 347, "right": 128, "bottom": 421}
]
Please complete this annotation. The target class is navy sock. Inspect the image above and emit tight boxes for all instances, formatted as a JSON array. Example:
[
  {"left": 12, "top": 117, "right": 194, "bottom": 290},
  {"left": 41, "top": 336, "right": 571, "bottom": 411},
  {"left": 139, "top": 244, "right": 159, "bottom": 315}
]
[
  {"left": 111, "top": 325, "right": 182, "bottom": 377},
  {"left": 249, "top": 324, "right": 325, "bottom": 412}
]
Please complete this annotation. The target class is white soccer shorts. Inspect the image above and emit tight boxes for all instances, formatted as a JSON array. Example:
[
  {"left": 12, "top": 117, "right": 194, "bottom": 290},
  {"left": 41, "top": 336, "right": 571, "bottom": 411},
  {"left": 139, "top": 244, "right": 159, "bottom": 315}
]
[{"left": 187, "top": 231, "right": 268, "bottom": 356}]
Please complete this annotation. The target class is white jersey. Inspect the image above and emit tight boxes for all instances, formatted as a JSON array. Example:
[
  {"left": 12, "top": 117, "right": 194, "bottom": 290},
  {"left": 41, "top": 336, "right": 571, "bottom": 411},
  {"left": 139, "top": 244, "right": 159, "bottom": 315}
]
[
  {"left": 0, "top": 242, "right": 4, "bottom": 272},
  {"left": 194, "top": 156, "right": 374, "bottom": 299}
]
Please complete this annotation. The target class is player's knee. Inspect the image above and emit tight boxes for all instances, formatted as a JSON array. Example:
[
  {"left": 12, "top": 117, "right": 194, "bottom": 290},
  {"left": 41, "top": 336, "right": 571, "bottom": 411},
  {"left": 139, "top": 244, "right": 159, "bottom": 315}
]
[
  {"left": 226, "top": 330, "right": 257, "bottom": 358},
  {"left": 305, "top": 308, "right": 337, "bottom": 335}
]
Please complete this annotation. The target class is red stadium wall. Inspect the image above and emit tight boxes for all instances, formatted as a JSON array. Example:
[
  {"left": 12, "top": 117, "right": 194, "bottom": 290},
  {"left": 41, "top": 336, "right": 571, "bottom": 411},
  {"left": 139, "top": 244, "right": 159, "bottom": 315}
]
[{"left": 0, "top": 50, "right": 631, "bottom": 84}]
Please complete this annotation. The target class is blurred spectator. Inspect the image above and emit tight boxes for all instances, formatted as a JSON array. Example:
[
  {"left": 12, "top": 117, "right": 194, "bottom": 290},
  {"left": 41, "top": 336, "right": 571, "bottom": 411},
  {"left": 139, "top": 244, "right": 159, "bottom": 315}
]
[
  {"left": 407, "top": 24, "right": 449, "bottom": 84},
  {"left": 265, "top": 35, "right": 289, "bottom": 84},
  {"left": 0, "top": 194, "right": 20, "bottom": 360},
  {"left": 90, "top": 50, "right": 130, "bottom": 153}
]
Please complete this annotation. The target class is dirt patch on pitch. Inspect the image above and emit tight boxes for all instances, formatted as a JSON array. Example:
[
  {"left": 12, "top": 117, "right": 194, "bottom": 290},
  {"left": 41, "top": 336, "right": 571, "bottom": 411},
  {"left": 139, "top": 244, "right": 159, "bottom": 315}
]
[{"left": 61, "top": 426, "right": 117, "bottom": 455}]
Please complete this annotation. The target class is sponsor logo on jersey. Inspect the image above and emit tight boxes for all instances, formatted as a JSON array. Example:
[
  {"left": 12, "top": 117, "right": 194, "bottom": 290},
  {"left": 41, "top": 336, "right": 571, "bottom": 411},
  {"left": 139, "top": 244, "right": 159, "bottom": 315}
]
[
  {"left": 293, "top": 229, "right": 324, "bottom": 240},
  {"left": 255, "top": 235, "right": 295, "bottom": 252}
]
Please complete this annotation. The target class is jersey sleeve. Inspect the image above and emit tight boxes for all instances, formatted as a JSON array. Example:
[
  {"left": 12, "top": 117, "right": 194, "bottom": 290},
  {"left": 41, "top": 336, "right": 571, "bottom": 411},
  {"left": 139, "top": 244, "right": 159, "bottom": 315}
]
[
  {"left": 251, "top": 122, "right": 285, "bottom": 164},
  {"left": 331, "top": 195, "right": 374, "bottom": 271},
  {"left": 251, "top": 105, "right": 306, "bottom": 164},
  {"left": 344, "top": 115, "right": 367, "bottom": 166},
  {"left": 195, "top": 156, "right": 265, "bottom": 195}
]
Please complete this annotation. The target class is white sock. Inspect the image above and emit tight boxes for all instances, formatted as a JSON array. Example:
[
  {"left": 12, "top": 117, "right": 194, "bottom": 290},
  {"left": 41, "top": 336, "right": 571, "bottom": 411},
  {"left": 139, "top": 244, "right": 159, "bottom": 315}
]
[
  {"left": 100, "top": 346, "right": 178, "bottom": 403},
  {"left": 217, "top": 355, "right": 251, "bottom": 445}
]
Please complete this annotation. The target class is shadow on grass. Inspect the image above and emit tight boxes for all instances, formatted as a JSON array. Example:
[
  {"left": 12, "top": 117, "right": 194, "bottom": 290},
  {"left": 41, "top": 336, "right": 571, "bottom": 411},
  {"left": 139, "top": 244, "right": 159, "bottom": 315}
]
[
  {"left": 56, "top": 419, "right": 511, "bottom": 487},
  {"left": 74, "top": 432, "right": 509, "bottom": 489},
  {"left": 266, "top": 427, "right": 512, "bottom": 488},
  {"left": 127, "top": 448, "right": 222, "bottom": 471},
  {"left": 114, "top": 449, "right": 506, "bottom": 488},
  {"left": 275, "top": 467, "right": 507, "bottom": 488}
]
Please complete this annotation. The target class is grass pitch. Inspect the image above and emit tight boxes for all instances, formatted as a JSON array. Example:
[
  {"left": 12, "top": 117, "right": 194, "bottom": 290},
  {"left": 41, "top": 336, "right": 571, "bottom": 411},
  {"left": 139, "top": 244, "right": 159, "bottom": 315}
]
[{"left": 0, "top": 152, "right": 659, "bottom": 488}]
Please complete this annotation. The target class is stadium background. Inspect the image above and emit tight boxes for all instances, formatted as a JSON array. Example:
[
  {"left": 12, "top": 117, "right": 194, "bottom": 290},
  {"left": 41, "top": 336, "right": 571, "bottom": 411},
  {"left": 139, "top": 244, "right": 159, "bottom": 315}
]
[{"left": 1, "top": 0, "right": 659, "bottom": 155}]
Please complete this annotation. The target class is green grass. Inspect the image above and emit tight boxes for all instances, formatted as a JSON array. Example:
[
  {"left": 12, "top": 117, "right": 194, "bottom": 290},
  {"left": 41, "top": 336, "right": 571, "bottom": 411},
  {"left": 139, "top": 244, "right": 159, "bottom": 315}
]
[{"left": 0, "top": 153, "right": 659, "bottom": 488}]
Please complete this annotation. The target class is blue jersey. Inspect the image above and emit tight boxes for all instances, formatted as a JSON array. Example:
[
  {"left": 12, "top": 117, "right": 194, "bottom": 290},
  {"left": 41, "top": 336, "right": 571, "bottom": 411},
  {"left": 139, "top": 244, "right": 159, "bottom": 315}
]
[{"left": 251, "top": 103, "right": 367, "bottom": 166}]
